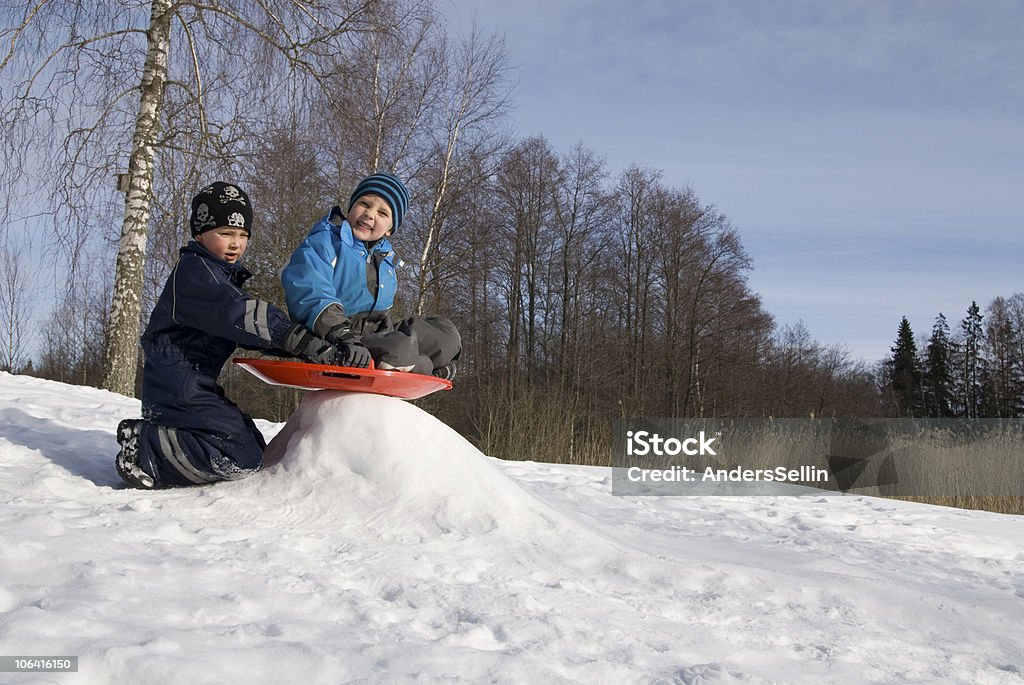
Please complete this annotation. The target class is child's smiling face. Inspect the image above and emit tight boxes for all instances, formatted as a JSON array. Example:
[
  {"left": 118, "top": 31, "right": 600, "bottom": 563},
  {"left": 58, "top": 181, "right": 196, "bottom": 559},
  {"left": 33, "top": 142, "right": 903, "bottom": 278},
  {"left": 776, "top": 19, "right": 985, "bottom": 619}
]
[
  {"left": 347, "top": 193, "right": 394, "bottom": 242},
  {"left": 196, "top": 227, "right": 250, "bottom": 263}
]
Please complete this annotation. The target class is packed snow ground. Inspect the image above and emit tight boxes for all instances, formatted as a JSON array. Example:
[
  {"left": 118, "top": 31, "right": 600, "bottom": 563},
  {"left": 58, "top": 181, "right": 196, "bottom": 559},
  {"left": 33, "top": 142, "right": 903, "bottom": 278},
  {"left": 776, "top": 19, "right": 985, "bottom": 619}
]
[{"left": 1, "top": 371, "right": 1023, "bottom": 684}]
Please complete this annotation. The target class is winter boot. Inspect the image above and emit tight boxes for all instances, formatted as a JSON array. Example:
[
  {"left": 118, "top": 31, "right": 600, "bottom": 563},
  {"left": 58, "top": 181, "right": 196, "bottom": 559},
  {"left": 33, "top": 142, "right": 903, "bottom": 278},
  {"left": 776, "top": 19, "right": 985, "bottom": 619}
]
[
  {"left": 115, "top": 419, "right": 156, "bottom": 489},
  {"left": 432, "top": 361, "right": 457, "bottom": 382}
]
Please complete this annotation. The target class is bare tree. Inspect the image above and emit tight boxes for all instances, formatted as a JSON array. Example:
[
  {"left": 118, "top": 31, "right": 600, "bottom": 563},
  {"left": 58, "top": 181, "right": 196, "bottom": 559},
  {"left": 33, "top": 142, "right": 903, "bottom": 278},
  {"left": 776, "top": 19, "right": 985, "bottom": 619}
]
[
  {"left": 412, "top": 24, "right": 510, "bottom": 315},
  {"left": 550, "top": 143, "right": 613, "bottom": 378},
  {"left": 611, "top": 165, "right": 662, "bottom": 410},
  {"left": 0, "top": 239, "right": 33, "bottom": 372},
  {"left": 982, "top": 296, "right": 1024, "bottom": 417},
  {"left": 1, "top": 0, "right": 379, "bottom": 396},
  {"left": 293, "top": 0, "right": 436, "bottom": 199},
  {"left": 34, "top": 244, "right": 110, "bottom": 386},
  {"left": 494, "top": 136, "right": 560, "bottom": 384}
]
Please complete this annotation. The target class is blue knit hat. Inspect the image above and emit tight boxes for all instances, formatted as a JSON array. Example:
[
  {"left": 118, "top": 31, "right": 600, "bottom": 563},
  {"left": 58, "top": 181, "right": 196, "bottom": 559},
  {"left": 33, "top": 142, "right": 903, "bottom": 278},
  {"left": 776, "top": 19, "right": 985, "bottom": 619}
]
[{"left": 347, "top": 172, "right": 410, "bottom": 232}]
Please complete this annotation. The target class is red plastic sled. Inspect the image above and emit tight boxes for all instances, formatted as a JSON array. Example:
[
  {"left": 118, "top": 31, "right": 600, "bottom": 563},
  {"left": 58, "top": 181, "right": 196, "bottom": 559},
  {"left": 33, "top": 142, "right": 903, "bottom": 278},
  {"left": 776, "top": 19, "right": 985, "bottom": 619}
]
[{"left": 232, "top": 357, "right": 451, "bottom": 400}]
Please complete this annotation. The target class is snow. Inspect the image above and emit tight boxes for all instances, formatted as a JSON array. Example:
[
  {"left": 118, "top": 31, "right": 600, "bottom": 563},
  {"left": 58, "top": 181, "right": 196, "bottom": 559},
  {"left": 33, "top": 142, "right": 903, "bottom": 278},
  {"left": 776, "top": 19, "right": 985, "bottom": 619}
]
[{"left": 1, "top": 370, "right": 1023, "bottom": 684}]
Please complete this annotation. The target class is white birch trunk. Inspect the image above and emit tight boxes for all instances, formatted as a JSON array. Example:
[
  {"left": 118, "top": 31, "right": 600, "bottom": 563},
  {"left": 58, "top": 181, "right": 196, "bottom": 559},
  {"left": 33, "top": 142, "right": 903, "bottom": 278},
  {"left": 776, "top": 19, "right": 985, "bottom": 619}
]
[
  {"left": 414, "top": 124, "right": 459, "bottom": 316},
  {"left": 100, "top": 0, "right": 171, "bottom": 396}
]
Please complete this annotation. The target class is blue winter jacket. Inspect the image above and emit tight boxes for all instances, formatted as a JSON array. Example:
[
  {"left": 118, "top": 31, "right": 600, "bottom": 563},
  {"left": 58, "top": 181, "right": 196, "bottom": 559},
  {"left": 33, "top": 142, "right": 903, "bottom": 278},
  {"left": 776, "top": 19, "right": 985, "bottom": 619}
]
[
  {"left": 281, "top": 207, "right": 401, "bottom": 332},
  {"left": 140, "top": 240, "right": 294, "bottom": 430}
]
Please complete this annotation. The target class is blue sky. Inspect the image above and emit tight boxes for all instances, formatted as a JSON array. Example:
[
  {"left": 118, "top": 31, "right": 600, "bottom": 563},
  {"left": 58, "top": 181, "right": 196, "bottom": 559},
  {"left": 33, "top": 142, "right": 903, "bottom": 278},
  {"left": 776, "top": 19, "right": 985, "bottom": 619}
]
[{"left": 441, "top": 0, "right": 1024, "bottom": 363}]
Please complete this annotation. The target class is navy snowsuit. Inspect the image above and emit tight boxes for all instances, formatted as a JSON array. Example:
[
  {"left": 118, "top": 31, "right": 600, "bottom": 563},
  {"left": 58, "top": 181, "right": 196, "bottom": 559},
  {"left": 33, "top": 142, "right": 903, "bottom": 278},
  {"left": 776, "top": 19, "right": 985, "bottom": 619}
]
[{"left": 135, "top": 241, "right": 294, "bottom": 487}]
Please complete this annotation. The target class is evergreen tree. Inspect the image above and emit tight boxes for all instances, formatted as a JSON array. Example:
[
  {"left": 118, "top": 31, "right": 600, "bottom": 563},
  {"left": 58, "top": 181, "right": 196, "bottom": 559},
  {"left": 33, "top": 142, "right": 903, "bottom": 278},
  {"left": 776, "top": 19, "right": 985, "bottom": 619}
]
[
  {"left": 959, "top": 302, "right": 985, "bottom": 418},
  {"left": 884, "top": 316, "right": 924, "bottom": 417},
  {"left": 923, "top": 313, "right": 956, "bottom": 418}
]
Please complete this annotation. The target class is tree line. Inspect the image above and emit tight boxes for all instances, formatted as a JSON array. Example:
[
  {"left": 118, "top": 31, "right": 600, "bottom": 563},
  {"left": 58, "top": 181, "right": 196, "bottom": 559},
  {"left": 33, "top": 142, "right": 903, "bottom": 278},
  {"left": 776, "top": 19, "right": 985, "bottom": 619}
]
[
  {"left": 0, "top": 0, "right": 983, "bottom": 466},
  {"left": 882, "top": 296, "right": 1024, "bottom": 419}
]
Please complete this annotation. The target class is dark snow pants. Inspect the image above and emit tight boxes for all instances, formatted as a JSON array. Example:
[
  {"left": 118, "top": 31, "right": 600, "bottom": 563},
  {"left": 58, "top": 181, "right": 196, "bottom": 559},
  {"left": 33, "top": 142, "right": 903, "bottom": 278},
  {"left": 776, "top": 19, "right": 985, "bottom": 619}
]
[
  {"left": 135, "top": 412, "right": 265, "bottom": 488},
  {"left": 361, "top": 315, "right": 461, "bottom": 374},
  {"left": 137, "top": 344, "right": 265, "bottom": 488}
]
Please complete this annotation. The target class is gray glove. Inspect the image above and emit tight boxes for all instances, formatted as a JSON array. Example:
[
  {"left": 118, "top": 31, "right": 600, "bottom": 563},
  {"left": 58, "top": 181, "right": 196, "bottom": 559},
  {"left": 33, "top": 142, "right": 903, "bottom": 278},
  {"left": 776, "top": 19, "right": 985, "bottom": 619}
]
[
  {"left": 312, "top": 304, "right": 371, "bottom": 368},
  {"left": 282, "top": 323, "right": 339, "bottom": 365},
  {"left": 336, "top": 340, "right": 372, "bottom": 369}
]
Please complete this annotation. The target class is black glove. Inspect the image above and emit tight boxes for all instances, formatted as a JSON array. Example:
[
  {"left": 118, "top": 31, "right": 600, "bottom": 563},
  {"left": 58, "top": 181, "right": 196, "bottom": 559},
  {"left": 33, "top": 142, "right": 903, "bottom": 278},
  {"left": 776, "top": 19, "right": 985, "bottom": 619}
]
[
  {"left": 315, "top": 306, "right": 370, "bottom": 368},
  {"left": 282, "top": 323, "right": 338, "bottom": 365},
  {"left": 313, "top": 303, "right": 353, "bottom": 344},
  {"left": 335, "top": 340, "right": 372, "bottom": 369},
  {"left": 323, "top": 321, "right": 354, "bottom": 345}
]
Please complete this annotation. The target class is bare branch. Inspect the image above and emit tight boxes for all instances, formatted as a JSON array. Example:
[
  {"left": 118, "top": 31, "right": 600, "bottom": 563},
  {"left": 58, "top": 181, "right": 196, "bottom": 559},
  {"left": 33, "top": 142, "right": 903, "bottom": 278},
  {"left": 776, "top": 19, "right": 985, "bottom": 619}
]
[
  {"left": 0, "top": 0, "right": 55, "bottom": 72},
  {"left": 172, "top": 8, "right": 208, "bottom": 142}
]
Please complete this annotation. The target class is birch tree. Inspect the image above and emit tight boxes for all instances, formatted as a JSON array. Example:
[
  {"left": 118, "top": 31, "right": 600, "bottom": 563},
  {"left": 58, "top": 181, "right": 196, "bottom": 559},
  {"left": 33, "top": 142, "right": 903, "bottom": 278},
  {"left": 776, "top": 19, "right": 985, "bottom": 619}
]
[
  {"left": 315, "top": 5, "right": 510, "bottom": 317},
  {"left": 1, "top": 0, "right": 378, "bottom": 396},
  {"left": 412, "top": 25, "right": 510, "bottom": 315},
  {"left": 103, "top": 0, "right": 172, "bottom": 396},
  {"left": 330, "top": 0, "right": 438, "bottom": 180}
]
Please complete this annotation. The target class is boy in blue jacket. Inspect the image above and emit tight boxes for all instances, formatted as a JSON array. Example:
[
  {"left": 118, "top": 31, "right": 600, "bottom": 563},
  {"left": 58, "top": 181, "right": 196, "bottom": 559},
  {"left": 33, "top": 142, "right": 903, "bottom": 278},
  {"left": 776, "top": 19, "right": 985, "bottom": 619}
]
[
  {"left": 115, "top": 182, "right": 348, "bottom": 489},
  {"left": 281, "top": 172, "right": 461, "bottom": 377}
]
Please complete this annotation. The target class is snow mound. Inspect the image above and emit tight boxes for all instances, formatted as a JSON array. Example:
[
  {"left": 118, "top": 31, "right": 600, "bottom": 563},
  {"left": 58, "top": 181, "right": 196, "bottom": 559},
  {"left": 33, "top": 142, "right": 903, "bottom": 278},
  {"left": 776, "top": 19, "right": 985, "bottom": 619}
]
[
  {"left": 260, "top": 391, "right": 610, "bottom": 548},
  {"left": 4, "top": 371, "right": 1024, "bottom": 683}
]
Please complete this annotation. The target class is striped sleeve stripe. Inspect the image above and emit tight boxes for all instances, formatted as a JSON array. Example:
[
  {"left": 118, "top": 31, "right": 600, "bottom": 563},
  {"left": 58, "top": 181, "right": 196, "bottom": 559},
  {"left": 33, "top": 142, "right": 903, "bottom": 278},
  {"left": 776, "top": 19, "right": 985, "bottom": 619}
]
[
  {"left": 244, "top": 299, "right": 272, "bottom": 341},
  {"left": 157, "top": 427, "right": 216, "bottom": 484}
]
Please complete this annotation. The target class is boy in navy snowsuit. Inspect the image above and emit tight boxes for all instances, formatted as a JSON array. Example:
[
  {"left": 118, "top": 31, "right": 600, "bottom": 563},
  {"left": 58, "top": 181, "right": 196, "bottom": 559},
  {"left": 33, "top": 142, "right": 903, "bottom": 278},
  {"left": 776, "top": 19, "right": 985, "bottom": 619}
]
[
  {"left": 115, "top": 182, "right": 353, "bottom": 489},
  {"left": 281, "top": 172, "right": 461, "bottom": 377}
]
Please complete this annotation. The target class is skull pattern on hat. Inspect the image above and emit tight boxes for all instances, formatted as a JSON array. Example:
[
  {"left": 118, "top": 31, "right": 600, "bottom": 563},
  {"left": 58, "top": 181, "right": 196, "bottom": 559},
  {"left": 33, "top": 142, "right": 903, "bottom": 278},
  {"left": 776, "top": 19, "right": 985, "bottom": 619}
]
[
  {"left": 190, "top": 182, "right": 253, "bottom": 236},
  {"left": 193, "top": 203, "right": 216, "bottom": 231}
]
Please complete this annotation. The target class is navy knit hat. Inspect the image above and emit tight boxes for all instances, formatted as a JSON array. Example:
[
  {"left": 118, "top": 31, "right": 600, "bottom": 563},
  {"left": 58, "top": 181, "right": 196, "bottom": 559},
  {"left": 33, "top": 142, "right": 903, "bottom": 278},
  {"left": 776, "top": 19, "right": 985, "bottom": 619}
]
[
  {"left": 190, "top": 182, "right": 252, "bottom": 237},
  {"left": 347, "top": 173, "right": 409, "bottom": 232}
]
